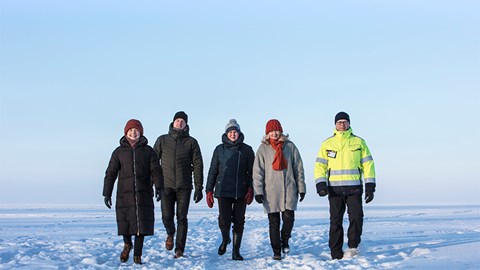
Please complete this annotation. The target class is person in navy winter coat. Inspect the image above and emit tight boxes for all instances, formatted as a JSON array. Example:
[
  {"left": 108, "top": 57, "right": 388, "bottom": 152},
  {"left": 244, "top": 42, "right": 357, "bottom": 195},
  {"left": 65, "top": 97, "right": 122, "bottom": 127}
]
[
  {"left": 206, "top": 119, "right": 255, "bottom": 261},
  {"left": 103, "top": 119, "right": 163, "bottom": 265}
]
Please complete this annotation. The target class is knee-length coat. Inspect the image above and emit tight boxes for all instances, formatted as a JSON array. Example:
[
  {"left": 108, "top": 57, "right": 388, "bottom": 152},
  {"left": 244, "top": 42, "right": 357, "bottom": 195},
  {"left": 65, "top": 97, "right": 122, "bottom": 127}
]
[{"left": 253, "top": 137, "right": 306, "bottom": 213}]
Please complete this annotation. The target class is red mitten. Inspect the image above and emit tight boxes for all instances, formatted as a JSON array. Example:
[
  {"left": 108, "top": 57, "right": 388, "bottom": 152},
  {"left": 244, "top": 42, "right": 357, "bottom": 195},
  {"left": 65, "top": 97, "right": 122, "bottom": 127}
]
[
  {"left": 206, "top": 192, "right": 214, "bottom": 208},
  {"left": 245, "top": 188, "right": 254, "bottom": 205}
]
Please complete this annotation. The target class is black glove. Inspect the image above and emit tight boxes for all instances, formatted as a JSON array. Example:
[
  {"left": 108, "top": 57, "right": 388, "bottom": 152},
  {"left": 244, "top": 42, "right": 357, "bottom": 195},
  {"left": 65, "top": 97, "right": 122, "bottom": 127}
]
[
  {"left": 316, "top": 182, "right": 328, "bottom": 197},
  {"left": 104, "top": 196, "right": 112, "bottom": 209},
  {"left": 255, "top": 195, "right": 264, "bottom": 204},
  {"left": 194, "top": 189, "right": 203, "bottom": 203},
  {"left": 155, "top": 189, "right": 162, "bottom": 202},
  {"left": 365, "top": 192, "right": 374, "bottom": 204},
  {"left": 299, "top": 193, "right": 305, "bottom": 202},
  {"left": 365, "top": 183, "right": 376, "bottom": 204}
]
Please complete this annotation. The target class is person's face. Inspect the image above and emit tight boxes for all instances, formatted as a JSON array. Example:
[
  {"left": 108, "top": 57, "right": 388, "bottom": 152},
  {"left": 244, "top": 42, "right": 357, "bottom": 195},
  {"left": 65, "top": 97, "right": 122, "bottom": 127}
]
[
  {"left": 126, "top": 128, "right": 141, "bottom": 141},
  {"left": 227, "top": 130, "right": 239, "bottom": 142},
  {"left": 267, "top": 130, "right": 282, "bottom": 140},
  {"left": 173, "top": 118, "right": 186, "bottom": 129},
  {"left": 335, "top": 120, "right": 350, "bottom": 132}
]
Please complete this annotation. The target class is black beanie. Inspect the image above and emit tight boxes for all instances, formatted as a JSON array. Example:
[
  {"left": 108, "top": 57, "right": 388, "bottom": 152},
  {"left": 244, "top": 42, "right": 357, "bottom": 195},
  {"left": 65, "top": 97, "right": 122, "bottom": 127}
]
[
  {"left": 334, "top": 111, "right": 350, "bottom": 124},
  {"left": 173, "top": 111, "right": 188, "bottom": 124}
]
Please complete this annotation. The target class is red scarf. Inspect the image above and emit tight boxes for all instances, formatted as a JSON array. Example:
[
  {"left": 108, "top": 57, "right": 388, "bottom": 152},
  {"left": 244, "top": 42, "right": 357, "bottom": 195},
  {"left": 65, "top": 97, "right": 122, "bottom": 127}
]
[{"left": 270, "top": 139, "right": 288, "bottom": 171}]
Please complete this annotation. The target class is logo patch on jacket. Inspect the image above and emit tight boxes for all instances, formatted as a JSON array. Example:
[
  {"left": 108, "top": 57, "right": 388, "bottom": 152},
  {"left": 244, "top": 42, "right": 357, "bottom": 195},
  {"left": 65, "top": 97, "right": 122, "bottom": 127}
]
[{"left": 327, "top": 150, "right": 337, "bottom": 158}]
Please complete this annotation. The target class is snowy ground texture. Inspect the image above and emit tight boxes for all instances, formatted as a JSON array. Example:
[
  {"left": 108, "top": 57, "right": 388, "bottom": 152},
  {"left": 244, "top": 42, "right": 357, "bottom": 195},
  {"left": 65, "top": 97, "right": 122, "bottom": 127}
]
[{"left": 0, "top": 204, "right": 479, "bottom": 270}]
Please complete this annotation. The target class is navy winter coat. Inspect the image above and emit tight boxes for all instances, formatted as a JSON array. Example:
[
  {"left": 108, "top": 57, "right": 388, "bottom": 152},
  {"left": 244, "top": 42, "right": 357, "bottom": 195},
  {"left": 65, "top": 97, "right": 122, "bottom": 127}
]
[{"left": 206, "top": 133, "right": 254, "bottom": 199}]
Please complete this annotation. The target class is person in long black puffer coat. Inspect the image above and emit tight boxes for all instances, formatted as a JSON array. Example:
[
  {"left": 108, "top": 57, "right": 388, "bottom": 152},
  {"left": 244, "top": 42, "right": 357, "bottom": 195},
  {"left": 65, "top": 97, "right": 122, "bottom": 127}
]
[{"left": 103, "top": 119, "right": 164, "bottom": 265}]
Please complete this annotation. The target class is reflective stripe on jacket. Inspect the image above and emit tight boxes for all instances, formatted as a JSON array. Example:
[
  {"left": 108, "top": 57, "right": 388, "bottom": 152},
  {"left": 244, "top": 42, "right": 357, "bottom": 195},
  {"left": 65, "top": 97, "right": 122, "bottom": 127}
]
[{"left": 314, "top": 128, "right": 375, "bottom": 194}]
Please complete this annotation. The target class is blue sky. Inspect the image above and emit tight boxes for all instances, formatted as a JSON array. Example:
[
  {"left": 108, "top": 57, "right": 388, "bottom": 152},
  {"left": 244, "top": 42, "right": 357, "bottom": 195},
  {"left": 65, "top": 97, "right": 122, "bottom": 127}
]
[{"left": 0, "top": 0, "right": 479, "bottom": 205}]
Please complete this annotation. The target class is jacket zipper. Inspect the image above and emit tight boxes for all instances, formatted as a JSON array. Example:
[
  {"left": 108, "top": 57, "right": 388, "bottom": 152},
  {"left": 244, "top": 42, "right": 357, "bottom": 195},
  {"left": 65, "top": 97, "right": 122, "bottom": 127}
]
[
  {"left": 174, "top": 136, "right": 178, "bottom": 189},
  {"left": 133, "top": 147, "right": 140, "bottom": 236},
  {"left": 235, "top": 150, "right": 241, "bottom": 199}
]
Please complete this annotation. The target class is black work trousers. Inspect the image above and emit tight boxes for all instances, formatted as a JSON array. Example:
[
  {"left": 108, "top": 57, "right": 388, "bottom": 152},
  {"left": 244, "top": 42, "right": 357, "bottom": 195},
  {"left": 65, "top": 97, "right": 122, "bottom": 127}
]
[
  {"left": 328, "top": 193, "right": 364, "bottom": 258},
  {"left": 267, "top": 210, "right": 295, "bottom": 250},
  {"left": 218, "top": 197, "right": 247, "bottom": 234},
  {"left": 161, "top": 188, "right": 192, "bottom": 252}
]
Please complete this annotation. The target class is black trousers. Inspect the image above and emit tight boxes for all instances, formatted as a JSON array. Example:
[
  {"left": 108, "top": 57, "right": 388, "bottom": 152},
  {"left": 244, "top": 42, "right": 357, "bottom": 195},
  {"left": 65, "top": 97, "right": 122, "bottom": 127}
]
[
  {"left": 218, "top": 197, "right": 247, "bottom": 234},
  {"left": 267, "top": 210, "right": 295, "bottom": 250},
  {"left": 328, "top": 193, "right": 364, "bottom": 257},
  {"left": 161, "top": 188, "right": 192, "bottom": 252},
  {"left": 123, "top": 235, "right": 144, "bottom": 256}
]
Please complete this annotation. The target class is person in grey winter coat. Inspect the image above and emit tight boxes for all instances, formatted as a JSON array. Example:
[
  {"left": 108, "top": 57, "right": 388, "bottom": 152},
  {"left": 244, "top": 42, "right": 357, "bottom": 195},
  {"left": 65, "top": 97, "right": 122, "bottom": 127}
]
[
  {"left": 103, "top": 119, "right": 163, "bottom": 265},
  {"left": 154, "top": 111, "right": 204, "bottom": 259},
  {"left": 253, "top": 119, "right": 306, "bottom": 260},
  {"left": 206, "top": 119, "right": 255, "bottom": 261}
]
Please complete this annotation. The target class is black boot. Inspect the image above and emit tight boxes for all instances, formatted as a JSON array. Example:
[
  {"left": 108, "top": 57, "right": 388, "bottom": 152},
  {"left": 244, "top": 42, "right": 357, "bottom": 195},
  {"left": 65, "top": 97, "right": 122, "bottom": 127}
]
[
  {"left": 232, "top": 233, "right": 244, "bottom": 261},
  {"left": 218, "top": 230, "right": 231, "bottom": 255},
  {"left": 269, "top": 223, "right": 282, "bottom": 260},
  {"left": 273, "top": 248, "right": 282, "bottom": 260}
]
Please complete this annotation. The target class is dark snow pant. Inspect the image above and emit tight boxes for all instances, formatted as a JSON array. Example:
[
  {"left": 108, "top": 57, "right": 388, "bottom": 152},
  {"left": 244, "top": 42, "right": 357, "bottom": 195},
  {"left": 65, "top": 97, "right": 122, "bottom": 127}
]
[
  {"left": 328, "top": 193, "right": 364, "bottom": 258},
  {"left": 161, "top": 188, "right": 192, "bottom": 252},
  {"left": 268, "top": 210, "right": 295, "bottom": 250},
  {"left": 123, "top": 235, "right": 144, "bottom": 256},
  {"left": 218, "top": 197, "right": 247, "bottom": 235}
]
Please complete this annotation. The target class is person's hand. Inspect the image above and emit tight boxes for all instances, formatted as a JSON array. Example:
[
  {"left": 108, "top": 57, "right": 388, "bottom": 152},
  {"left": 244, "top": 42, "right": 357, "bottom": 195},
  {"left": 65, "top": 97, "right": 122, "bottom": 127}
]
[
  {"left": 299, "top": 193, "right": 305, "bottom": 202},
  {"left": 316, "top": 182, "right": 328, "bottom": 197},
  {"left": 206, "top": 192, "right": 214, "bottom": 208},
  {"left": 104, "top": 196, "right": 112, "bottom": 209},
  {"left": 255, "top": 195, "right": 264, "bottom": 204},
  {"left": 245, "top": 188, "right": 254, "bottom": 205},
  {"left": 365, "top": 183, "right": 376, "bottom": 204},
  {"left": 194, "top": 189, "right": 203, "bottom": 203},
  {"left": 155, "top": 189, "right": 162, "bottom": 202},
  {"left": 365, "top": 192, "right": 374, "bottom": 204}
]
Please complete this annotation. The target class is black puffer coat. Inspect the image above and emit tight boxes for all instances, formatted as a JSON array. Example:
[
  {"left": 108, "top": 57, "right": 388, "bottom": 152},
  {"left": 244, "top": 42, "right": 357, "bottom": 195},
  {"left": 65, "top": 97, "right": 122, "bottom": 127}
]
[
  {"left": 154, "top": 124, "right": 204, "bottom": 190},
  {"left": 103, "top": 136, "right": 163, "bottom": 236},
  {"left": 206, "top": 133, "right": 254, "bottom": 199}
]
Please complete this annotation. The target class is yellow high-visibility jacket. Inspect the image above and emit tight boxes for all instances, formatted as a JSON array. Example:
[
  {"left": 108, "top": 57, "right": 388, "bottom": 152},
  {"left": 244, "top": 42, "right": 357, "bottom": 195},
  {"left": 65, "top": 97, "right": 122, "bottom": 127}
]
[{"left": 314, "top": 128, "right": 375, "bottom": 195}]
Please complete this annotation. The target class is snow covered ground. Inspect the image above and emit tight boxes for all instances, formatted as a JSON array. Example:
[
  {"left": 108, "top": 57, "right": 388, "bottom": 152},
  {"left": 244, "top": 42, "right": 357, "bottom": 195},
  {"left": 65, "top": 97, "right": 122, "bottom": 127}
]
[{"left": 0, "top": 204, "right": 478, "bottom": 269}]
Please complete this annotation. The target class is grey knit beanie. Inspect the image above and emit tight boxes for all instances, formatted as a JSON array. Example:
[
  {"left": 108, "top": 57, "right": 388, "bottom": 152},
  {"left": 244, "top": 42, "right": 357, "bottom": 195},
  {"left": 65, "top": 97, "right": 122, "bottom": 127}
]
[{"left": 225, "top": 119, "right": 241, "bottom": 133}]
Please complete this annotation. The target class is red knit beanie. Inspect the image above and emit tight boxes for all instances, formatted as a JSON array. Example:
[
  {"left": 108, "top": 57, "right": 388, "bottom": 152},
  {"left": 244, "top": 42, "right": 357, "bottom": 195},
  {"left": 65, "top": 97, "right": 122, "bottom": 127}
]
[
  {"left": 265, "top": 119, "right": 283, "bottom": 134},
  {"left": 124, "top": 119, "right": 143, "bottom": 136}
]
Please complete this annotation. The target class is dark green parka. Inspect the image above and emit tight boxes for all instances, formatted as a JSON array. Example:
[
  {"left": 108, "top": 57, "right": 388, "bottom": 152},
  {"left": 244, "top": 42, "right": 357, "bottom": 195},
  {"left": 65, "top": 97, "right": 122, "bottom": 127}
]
[{"left": 154, "top": 124, "right": 204, "bottom": 191}]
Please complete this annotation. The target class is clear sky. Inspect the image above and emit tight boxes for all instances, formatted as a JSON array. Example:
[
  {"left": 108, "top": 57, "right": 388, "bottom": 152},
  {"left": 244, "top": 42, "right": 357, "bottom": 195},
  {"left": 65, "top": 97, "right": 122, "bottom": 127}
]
[{"left": 1, "top": 0, "right": 479, "bottom": 206}]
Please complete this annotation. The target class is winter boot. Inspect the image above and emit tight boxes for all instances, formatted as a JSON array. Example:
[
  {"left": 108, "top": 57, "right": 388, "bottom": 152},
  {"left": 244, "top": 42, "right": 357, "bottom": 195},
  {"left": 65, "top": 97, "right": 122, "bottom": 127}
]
[
  {"left": 273, "top": 248, "right": 282, "bottom": 260},
  {"left": 232, "top": 233, "right": 244, "bottom": 261},
  {"left": 133, "top": 256, "right": 142, "bottom": 264},
  {"left": 120, "top": 242, "right": 132, "bottom": 262},
  {"left": 174, "top": 249, "right": 184, "bottom": 259},
  {"left": 165, "top": 234, "right": 174, "bottom": 251},
  {"left": 218, "top": 230, "right": 231, "bottom": 255},
  {"left": 269, "top": 226, "right": 282, "bottom": 260}
]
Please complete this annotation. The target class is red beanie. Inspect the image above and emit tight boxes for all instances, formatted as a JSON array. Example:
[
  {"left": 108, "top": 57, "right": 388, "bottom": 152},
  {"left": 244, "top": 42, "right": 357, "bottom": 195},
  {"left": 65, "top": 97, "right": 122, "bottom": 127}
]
[
  {"left": 265, "top": 119, "right": 283, "bottom": 134},
  {"left": 124, "top": 119, "right": 143, "bottom": 135}
]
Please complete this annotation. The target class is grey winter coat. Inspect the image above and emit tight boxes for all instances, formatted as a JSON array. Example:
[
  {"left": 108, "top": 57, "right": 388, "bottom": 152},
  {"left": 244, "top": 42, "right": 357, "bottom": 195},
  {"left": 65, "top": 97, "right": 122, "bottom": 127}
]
[{"left": 253, "top": 136, "right": 306, "bottom": 213}]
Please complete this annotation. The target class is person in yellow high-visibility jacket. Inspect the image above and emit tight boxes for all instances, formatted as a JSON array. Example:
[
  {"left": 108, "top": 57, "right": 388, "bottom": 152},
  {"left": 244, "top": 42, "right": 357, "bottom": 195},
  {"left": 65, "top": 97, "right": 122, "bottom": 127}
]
[{"left": 314, "top": 111, "right": 376, "bottom": 260}]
